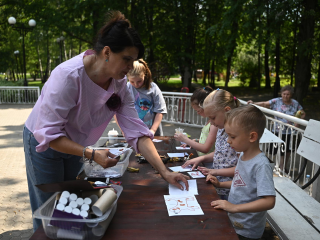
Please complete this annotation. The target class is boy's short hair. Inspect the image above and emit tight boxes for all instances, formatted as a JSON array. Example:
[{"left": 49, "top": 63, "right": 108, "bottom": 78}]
[{"left": 225, "top": 105, "right": 266, "bottom": 140}]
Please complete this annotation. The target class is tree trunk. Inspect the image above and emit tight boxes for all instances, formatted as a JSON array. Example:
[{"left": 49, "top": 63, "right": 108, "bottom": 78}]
[
  {"left": 290, "top": 5, "right": 299, "bottom": 86},
  {"left": 264, "top": 1, "right": 271, "bottom": 89},
  {"left": 225, "top": 55, "right": 232, "bottom": 89},
  {"left": 12, "top": 69, "right": 16, "bottom": 81},
  {"left": 274, "top": 33, "right": 281, "bottom": 98},
  {"left": 36, "top": 43, "right": 43, "bottom": 82},
  {"left": 42, "top": 33, "right": 50, "bottom": 83},
  {"left": 79, "top": 40, "right": 82, "bottom": 54},
  {"left": 295, "top": 0, "right": 316, "bottom": 103},
  {"left": 210, "top": 58, "right": 216, "bottom": 88}
]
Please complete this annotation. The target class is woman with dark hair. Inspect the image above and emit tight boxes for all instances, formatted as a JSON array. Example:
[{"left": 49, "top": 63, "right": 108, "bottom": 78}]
[{"left": 23, "top": 11, "right": 189, "bottom": 232}]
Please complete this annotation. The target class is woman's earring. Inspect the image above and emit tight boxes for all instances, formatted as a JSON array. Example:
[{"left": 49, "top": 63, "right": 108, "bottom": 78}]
[{"left": 106, "top": 59, "right": 109, "bottom": 62}]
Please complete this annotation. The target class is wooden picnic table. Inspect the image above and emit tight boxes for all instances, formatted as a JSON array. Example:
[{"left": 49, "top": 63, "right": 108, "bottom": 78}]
[{"left": 30, "top": 136, "right": 238, "bottom": 240}]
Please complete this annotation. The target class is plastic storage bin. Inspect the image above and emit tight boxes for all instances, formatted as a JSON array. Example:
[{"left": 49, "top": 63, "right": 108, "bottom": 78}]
[
  {"left": 33, "top": 185, "right": 122, "bottom": 240},
  {"left": 83, "top": 147, "right": 132, "bottom": 178},
  {"left": 91, "top": 137, "right": 127, "bottom": 148}
]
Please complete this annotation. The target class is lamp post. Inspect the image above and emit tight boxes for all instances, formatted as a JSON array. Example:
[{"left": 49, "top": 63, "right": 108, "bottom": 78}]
[
  {"left": 8, "top": 17, "right": 36, "bottom": 86},
  {"left": 14, "top": 50, "right": 21, "bottom": 80},
  {"left": 56, "top": 36, "right": 64, "bottom": 64}
]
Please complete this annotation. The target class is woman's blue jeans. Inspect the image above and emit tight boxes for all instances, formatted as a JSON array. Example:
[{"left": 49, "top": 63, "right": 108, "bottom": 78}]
[{"left": 23, "top": 126, "right": 83, "bottom": 232}]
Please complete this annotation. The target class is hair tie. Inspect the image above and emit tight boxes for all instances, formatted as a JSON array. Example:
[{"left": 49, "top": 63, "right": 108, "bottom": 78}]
[
  {"left": 216, "top": 88, "right": 220, "bottom": 91},
  {"left": 203, "top": 87, "right": 205, "bottom": 90},
  {"left": 234, "top": 96, "right": 236, "bottom": 100}
]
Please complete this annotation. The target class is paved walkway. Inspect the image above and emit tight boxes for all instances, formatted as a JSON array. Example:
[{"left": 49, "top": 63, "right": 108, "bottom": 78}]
[
  {"left": 0, "top": 104, "right": 201, "bottom": 239},
  {"left": 0, "top": 105, "right": 34, "bottom": 240}
]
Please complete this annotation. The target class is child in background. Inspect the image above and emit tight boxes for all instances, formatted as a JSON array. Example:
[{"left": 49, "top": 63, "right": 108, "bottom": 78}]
[
  {"left": 182, "top": 89, "right": 240, "bottom": 200},
  {"left": 174, "top": 86, "right": 218, "bottom": 165},
  {"left": 209, "top": 105, "right": 275, "bottom": 240},
  {"left": 127, "top": 59, "right": 167, "bottom": 136}
]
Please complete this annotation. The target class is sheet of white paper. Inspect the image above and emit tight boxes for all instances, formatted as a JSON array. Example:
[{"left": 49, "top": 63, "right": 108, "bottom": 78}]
[
  {"left": 167, "top": 153, "right": 187, "bottom": 158},
  {"left": 108, "top": 147, "right": 132, "bottom": 158},
  {"left": 187, "top": 171, "right": 205, "bottom": 178},
  {"left": 169, "top": 166, "right": 193, "bottom": 172},
  {"left": 176, "top": 147, "right": 191, "bottom": 150},
  {"left": 164, "top": 195, "right": 204, "bottom": 216},
  {"left": 152, "top": 139, "right": 163, "bottom": 142},
  {"left": 169, "top": 179, "right": 198, "bottom": 195}
]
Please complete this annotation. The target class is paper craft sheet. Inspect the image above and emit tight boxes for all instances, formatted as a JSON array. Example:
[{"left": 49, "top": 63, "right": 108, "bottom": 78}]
[
  {"left": 167, "top": 153, "right": 187, "bottom": 158},
  {"left": 169, "top": 166, "right": 193, "bottom": 172},
  {"left": 187, "top": 171, "right": 205, "bottom": 178},
  {"left": 169, "top": 179, "right": 198, "bottom": 195},
  {"left": 176, "top": 146, "right": 191, "bottom": 150},
  {"left": 164, "top": 195, "right": 204, "bottom": 216}
]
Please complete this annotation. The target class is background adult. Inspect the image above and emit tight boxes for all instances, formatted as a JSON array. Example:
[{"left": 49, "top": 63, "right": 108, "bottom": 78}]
[
  {"left": 23, "top": 11, "right": 188, "bottom": 232},
  {"left": 247, "top": 85, "right": 306, "bottom": 171}
]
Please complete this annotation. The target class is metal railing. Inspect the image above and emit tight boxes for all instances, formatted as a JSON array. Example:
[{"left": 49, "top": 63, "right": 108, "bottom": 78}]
[
  {"left": 0, "top": 86, "right": 40, "bottom": 104},
  {"left": 162, "top": 91, "right": 317, "bottom": 196}
]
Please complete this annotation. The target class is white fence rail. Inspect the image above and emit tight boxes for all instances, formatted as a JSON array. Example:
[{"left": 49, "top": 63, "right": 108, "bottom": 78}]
[
  {"left": 162, "top": 91, "right": 318, "bottom": 197},
  {"left": 0, "top": 86, "right": 40, "bottom": 104}
]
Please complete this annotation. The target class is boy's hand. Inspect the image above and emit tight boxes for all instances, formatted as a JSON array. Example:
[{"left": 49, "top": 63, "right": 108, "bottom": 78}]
[
  {"left": 206, "top": 175, "right": 220, "bottom": 187},
  {"left": 211, "top": 200, "right": 237, "bottom": 213}
]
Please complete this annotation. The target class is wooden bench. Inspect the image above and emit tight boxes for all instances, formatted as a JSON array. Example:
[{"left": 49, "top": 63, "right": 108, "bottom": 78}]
[{"left": 267, "top": 119, "right": 320, "bottom": 240}]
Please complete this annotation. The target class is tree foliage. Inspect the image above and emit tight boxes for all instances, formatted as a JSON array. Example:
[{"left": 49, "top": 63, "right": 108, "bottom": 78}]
[{"left": 0, "top": 0, "right": 319, "bottom": 101}]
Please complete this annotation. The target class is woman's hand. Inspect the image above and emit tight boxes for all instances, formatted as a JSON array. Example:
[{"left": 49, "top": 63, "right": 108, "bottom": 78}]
[
  {"left": 94, "top": 149, "right": 120, "bottom": 168},
  {"left": 174, "top": 133, "right": 188, "bottom": 142},
  {"left": 247, "top": 100, "right": 254, "bottom": 104},
  {"left": 211, "top": 200, "right": 236, "bottom": 213},
  {"left": 161, "top": 171, "right": 190, "bottom": 190},
  {"left": 182, "top": 157, "right": 203, "bottom": 170}
]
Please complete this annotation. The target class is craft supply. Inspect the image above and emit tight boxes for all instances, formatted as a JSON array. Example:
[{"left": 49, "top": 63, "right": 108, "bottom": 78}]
[
  {"left": 72, "top": 208, "right": 80, "bottom": 216},
  {"left": 92, "top": 188, "right": 117, "bottom": 217},
  {"left": 89, "top": 195, "right": 99, "bottom": 205},
  {"left": 56, "top": 203, "right": 65, "bottom": 211},
  {"left": 187, "top": 171, "right": 205, "bottom": 178},
  {"left": 58, "top": 196, "right": 68, "bottom": 205},
  {"left": 69, "top": 200, "right": 77, "bottom": 209},
  {"left": 76, "top": 198, "right": 84, "bottom": 207},
  {"left": 64, "top": 206, "right": 73, "bottom": 214},
  {"left": 164, "top": 195, "right": 204, "bottom": 216},
  {"left": 84, "top": 197, "right": 92, "bottom": 205},
  {"left": 61, "top": 191, "right": 70, "bottom": 199},
  {"left": 80, "top": 210, "right": 88, "bottom": 218},
  {"left": 169, "top": 166, "right": 193, "bottom": 172},
  {"left": 81, "top": 204, "right": 90, "bottom": 212},
  {"left": 169, "top": 179, "right": 198, "bottom": 196},
  {"left": 69, "top": 193, "right": 77, "bottom": 202},
  {"left": 127, "top": 167, "right": 139, "bottom": 172},
  {"left": 92, "top": 204, "right": 117, "bottom": 237}
]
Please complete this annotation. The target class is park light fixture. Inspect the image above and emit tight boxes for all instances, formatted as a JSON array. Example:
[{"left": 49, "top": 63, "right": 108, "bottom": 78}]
[{"left": 8, "top": 16, "right": 36, "bottom": 86}]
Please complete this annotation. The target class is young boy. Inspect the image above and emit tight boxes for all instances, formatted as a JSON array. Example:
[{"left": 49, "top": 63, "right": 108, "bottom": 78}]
[{"left": 208, "top": 105, "right": 276, "bottom": 240}]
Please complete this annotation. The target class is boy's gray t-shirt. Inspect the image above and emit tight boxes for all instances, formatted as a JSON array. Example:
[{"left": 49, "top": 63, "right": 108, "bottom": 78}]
[
  {"left": 127, "top": 82, "right": 167, "bottom": 129},
  {"left": 228, "top": 152, "right": 275, "bottom": 239}
]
